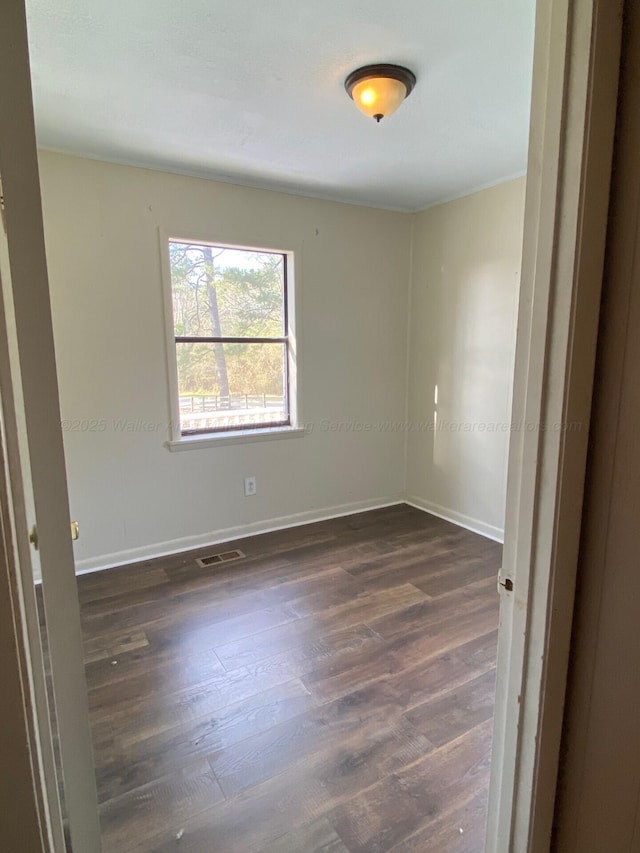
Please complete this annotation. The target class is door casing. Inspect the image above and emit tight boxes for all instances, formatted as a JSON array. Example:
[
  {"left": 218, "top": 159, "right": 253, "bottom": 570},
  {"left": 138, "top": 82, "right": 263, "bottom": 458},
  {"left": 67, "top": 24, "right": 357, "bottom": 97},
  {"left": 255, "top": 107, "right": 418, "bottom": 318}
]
[
  {"left": 0, "top": 3, "right": 101, "bottom": 850},
  {"left": 488, "top": 0, "right": 623, "bottom": 849}
]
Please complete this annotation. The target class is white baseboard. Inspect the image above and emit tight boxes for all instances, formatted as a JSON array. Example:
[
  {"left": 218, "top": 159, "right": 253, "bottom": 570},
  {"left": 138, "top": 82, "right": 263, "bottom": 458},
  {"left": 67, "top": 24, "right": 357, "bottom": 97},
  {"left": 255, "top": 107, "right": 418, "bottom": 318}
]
[
  {"left": 73, "top": 494, "right": 503, "bottom": 577},
  {"left": 405, "top": 495, "right": 504, "bottom": 543},
  {"left": 74, "top": 496, "right": 404, "bottom": 576}
]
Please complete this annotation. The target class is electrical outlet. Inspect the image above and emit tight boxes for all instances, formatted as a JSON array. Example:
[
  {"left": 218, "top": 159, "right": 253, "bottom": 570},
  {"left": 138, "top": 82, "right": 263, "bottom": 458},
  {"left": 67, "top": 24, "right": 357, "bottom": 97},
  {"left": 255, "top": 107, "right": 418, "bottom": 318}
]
[{"left": 244, "top": 476, "right": 257, "bottom": 497}]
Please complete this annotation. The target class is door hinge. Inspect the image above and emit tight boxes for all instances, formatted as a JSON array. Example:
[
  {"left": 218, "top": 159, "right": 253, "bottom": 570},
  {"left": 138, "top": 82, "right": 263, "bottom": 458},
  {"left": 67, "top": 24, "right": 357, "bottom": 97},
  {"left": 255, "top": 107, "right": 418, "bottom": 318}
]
[
  {"left": 0, "top": 173, "right": 5, "bottom": 235},
  {"left": 498, "top": 572, "right": 514, "bottom": 592}
]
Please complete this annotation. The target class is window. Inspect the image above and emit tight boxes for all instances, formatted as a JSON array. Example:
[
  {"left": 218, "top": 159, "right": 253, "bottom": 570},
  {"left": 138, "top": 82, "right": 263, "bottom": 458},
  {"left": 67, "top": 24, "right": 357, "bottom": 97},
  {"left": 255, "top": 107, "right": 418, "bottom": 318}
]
[{"left": 167, "top": 240, "right": 294, "bottom": 437}]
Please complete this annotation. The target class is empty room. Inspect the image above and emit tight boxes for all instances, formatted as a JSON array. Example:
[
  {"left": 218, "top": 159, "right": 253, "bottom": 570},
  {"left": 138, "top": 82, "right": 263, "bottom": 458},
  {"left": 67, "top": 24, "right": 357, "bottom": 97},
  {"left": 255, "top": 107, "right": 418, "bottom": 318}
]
[{"left": 12, "top": 0, "right": 538, "bottom": 850}]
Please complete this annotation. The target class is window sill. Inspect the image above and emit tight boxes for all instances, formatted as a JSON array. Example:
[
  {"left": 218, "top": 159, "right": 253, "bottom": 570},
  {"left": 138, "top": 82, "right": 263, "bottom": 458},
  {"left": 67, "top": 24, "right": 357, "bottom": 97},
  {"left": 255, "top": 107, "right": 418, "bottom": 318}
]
[{"left": 166, "top": 425, "right": 306, "bottom": 452}]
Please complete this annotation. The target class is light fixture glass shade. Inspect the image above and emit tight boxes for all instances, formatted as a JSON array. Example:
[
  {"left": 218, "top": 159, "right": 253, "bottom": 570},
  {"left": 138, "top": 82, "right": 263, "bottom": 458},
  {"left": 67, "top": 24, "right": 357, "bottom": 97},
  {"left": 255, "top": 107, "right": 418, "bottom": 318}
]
[
  {"left": 345, "top": 64, "right": 416, "bottom": 122},
  {"left": 351, "top": 77, "right": 408, "bottom": 121}
]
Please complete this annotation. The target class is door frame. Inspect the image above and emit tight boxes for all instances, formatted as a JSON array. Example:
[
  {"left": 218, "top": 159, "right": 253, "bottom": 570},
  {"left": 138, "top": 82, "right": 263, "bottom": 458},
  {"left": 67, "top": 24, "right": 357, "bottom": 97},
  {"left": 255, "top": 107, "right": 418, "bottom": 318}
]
[
  {"left": 0, "top": 424, "right": 52, "bottom": 853},
  {"left": 487, "top": 0, "right": 623, "bottom": 849},
  {"left": 0, "top": 0, "right": 626, "bottom": 850},
  {"left": 0, "top": 2, "right": 101, "bottom": 851}
]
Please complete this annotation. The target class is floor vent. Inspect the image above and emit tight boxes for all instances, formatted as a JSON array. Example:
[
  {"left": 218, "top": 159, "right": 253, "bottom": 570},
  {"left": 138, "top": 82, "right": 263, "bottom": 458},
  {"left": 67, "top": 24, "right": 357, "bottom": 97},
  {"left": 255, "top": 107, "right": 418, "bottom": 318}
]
[{"left": 195, "top": 549, "right": 245, "bottom": 569}]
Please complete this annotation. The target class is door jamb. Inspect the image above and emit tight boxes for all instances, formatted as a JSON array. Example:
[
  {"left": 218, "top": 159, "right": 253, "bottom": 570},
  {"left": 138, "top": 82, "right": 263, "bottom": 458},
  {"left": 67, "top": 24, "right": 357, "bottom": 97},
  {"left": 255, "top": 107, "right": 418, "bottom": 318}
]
[
  {"left": 0, "top": 415, "right": 54, "bottom": 851},
  {"left": 0, "top": 2, "right": 101, "bottom": 850},
  {"left": 487, "top": 0, "right": 623, "bottom": 849}
]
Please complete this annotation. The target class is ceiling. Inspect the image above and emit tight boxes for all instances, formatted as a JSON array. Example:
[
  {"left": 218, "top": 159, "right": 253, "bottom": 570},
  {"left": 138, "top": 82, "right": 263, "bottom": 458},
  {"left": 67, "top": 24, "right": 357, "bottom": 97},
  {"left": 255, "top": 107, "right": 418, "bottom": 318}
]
[{"left": 26, "top": 0, "right": 535, "bottom": 212}]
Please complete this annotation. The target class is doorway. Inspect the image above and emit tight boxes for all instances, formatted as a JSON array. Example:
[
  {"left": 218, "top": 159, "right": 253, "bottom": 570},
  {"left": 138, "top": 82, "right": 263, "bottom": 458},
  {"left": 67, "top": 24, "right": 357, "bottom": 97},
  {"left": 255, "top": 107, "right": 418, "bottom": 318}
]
[{"left": 0, "top": 1, "right": 624, "bottom": 850}]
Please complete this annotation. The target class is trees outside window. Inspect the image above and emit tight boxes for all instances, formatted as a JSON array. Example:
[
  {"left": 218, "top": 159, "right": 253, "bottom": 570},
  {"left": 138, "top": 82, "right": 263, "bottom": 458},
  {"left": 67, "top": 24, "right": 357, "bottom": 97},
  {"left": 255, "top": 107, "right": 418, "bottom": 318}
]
[{"left": 168, "top": 241, "right": 291, "bottom": 434}]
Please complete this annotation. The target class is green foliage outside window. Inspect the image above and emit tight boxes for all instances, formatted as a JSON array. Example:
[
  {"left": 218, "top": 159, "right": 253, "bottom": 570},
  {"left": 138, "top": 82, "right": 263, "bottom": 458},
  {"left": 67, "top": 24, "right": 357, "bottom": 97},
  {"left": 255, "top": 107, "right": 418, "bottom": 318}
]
[{"left": 169, "top": 242, "right": 286, "bottom": 400}]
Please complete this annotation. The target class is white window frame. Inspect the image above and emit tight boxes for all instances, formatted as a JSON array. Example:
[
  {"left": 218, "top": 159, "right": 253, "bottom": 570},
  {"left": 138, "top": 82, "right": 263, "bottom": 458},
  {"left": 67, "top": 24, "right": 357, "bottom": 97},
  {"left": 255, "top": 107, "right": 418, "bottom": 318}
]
[{"left": 159, "top": 229, "right": 304, "bottom": 450}]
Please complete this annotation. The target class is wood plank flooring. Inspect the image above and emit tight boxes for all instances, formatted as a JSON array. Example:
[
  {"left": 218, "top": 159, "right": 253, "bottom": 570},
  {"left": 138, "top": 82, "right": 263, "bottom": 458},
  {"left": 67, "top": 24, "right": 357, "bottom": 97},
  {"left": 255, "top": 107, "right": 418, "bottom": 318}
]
[{"left": 76, "top": 504, "right": 501, "bottom": 852}]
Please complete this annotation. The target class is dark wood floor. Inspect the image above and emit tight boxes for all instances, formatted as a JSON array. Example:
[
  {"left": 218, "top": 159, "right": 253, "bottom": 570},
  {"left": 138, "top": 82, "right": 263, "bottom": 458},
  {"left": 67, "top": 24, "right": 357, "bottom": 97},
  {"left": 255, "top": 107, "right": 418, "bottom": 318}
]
[{"left": 76, "top": 504, "right": 501, "bottom": 853}]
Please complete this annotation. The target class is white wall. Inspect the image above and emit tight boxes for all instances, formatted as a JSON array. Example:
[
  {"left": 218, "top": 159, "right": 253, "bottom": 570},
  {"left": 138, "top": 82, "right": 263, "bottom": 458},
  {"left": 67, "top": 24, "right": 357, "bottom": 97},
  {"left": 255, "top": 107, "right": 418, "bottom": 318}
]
[
  {"left": 38, "top": 151, "right": 412, "bottom": 571},
  {"left": 39, "top": 152, "right": 524, "bottom": 569},
  {"left": 405, "top": 178, "right": 526, "bottom": 540}
]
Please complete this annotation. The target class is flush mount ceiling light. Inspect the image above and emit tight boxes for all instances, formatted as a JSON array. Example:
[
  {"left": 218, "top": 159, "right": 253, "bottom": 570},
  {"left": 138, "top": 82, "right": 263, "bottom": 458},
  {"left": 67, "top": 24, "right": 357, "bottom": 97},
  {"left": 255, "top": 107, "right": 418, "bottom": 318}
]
[{"left": 345, "top": 63, "right": 416, "bottom": 122}]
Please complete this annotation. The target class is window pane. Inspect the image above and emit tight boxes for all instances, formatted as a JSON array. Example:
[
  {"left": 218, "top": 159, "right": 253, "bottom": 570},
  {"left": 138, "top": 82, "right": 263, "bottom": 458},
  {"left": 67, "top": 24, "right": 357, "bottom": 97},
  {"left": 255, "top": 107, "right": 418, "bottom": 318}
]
[
  {"left": 176, "top": 342, "right": 288, "bottom": 432},
  {"left": 169, "top": 242, "right": 285, "bottom": 339}
]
